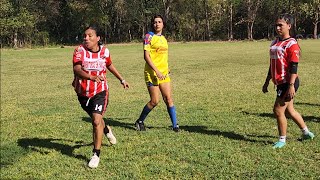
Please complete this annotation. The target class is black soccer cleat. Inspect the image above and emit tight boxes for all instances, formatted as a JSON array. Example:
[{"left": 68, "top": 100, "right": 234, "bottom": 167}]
[
  {"left": 135, "top": 120, "right": 146, "bottom": 131},
  {"left": 173, "top": 125, "right": 180, "bottom": 132}
]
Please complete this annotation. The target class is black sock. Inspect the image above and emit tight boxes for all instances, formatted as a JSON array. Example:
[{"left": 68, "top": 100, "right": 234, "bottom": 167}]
[
  {"left": 93, "top": 149, "right": 100, "bottom": 157},
  {"left": 104, "top": 126, "right": 109, "bottom": 134}
]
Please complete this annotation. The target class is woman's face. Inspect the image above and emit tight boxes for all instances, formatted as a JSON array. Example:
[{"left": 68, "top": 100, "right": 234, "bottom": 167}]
[
  {"left": 153, "top": 17, "right": 164, "bottom": 34},
  {"left": 83, "top": 28, "right": 100, "bottom": 50},
  {"left": 275, "top": 19, "right": 291, "bottom": 38}
]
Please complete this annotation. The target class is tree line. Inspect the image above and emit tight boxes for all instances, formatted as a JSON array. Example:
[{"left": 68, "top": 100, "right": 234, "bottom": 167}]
[{"left": 1, "top": 0, "right": 319, "bottom": 48}]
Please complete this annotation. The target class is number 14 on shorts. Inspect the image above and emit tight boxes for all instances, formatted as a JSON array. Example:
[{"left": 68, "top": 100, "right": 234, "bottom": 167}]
[{"left": 95, "top": 104, "right": 103, "bottom": 111}]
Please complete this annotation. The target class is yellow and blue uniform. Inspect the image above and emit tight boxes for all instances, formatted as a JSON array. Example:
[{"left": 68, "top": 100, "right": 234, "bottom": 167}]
[{"left": 144, "top": 32, "right": 170, "bottom": 85}]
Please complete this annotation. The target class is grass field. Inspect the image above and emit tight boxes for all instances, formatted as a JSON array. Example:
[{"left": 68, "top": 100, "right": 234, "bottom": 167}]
[{"left": 1, "top": 40, "right": 319, "bottom": 179}]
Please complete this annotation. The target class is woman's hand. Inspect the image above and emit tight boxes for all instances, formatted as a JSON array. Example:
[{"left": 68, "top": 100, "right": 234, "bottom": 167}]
[
  {"left": 155, "top": 70, "right": 165, "bottom": 80},
  {"left": 287, "top": 85, "right": 295, "bottom": 99},
  {"left": 89, "top": 75, "right": 104, "bottom": 83},
  {"left": 121, "top": 80, "right": 129, "bottom": 89}
]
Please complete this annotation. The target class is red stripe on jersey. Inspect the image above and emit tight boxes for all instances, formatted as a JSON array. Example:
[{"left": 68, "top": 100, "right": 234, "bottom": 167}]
[
  {"left": 72, "top": 45, "right": 112, "bottom": 97},
  {"left": 269, "top": 38, "right": 300, "bottom": 85}
]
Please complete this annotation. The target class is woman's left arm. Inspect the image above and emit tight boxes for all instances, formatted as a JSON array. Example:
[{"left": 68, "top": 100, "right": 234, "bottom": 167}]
[
  {"left": 107, "top": 64, "right": 129, "bottom": 89},
  {"left": 287, "top": 42, "right": 300, "bottom": 99},
  {"left": 287, "top": 62, "right": 298, "bottom": 99}
]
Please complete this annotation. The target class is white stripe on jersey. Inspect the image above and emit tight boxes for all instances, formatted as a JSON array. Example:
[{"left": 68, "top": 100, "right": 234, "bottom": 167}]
[
  {"left": 86, "top": 71, "right": 91, "bottom": 97},
  {"left": 94, "top": 71, "right": 98, "bottom": 96},
  {"left": 78, "top": 78, "right": 82, "bottom": 93},
  {"left": 280, "top": 58, "right": 285, "bottom": 81},
  {"left": 101, "top": 72, "right": 105, "bottom": 92},
  {"left": 104, "top": 48, "right": 110, "bottom": 58},
  {"left": 285, "top": 38, "right": 297, "bottom": 48}
]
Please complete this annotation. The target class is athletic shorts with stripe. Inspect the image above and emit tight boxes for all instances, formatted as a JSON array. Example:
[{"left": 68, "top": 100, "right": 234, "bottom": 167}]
[{"left": 77, "top": 90, "right": 109, "bottom": 116}]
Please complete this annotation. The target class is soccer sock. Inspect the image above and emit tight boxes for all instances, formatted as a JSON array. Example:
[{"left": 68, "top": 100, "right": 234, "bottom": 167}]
[
  {"left": 167, "top": 106, "right": 178, "bottom": 127},
  {"left": 301, "top": 127, "right": 310, "bottom": 135},
  {"left": 93, "top": 149, "right": 100, "bottom": 157},
  {"left": 279, "top": 136, "right": 286, "bottom": 143},
  {"left": 103, "top": 125, "right": 109, "bottom": 134},
  {"left": 138, "top": 105, "right": 152, "bottom": 122}
]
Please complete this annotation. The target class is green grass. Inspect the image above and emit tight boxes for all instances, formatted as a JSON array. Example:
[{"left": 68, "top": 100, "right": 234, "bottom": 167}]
[{"left": 1, "top": 40, "right": 320, "bottom": 179}]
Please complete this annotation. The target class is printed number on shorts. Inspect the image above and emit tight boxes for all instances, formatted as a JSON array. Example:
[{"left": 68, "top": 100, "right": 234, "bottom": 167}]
[{"left": 95, "top": 104, "right": 103, "bottom": 111}]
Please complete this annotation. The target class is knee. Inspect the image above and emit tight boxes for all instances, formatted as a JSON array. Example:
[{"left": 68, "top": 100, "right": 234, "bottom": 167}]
[
  {"left": 273, "top": 107, "right": 284, "bottom": 118},
  {"left": 163, "top": 96, "right": 173, "bottom": 106},
  {"left": 92, "top": 118, "right": 102, "bottom": 128},
  {"left": 286, "top": 108, "right": 298, "bottom": 118},
  {"left": 149, "top": 99, "right": 159, "bottom": 107}
]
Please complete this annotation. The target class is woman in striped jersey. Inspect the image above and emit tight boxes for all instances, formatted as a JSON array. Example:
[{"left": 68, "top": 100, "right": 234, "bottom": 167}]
[
  {"left": 72, "top": 24, "right": 129, "bottom": 168},
  {"left": 262, "top": 14, "right": 315, "bottom": 149}
]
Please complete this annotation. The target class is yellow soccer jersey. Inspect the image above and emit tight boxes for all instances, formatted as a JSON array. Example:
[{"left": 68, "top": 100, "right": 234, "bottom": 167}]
[{"left": 144, "top": 32, "right": 170, "bottom": 85}]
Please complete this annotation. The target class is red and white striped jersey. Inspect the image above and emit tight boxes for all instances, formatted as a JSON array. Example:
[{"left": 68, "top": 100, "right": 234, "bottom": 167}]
[
  {"left": 269, "top": 38, "right": 300, "bottom": 85},
  {"left": 72, "top": 44, "right": 112, "bottom": 97}
]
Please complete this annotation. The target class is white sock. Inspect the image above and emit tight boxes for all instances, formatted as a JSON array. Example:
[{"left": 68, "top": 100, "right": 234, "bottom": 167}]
[
  {"left": 279, "top": 136, "right": 286, "bottom": 143},
  {"left": 301, "top": 127, "right": 310, "bottom": 135}
]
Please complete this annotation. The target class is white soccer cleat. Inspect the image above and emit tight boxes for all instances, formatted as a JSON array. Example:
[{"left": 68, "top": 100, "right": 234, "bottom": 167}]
[
  {"left": 88, "top": 153, "right": 100, "bottom": 168},
  {"left": 105, "top": 126, "right": 117, "bottom": 145}
]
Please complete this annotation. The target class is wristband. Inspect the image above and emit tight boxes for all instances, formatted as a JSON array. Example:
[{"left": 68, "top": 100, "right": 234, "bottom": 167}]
[
  {"left": 289, "top": 83, "right": 294, "bottom": 86},
  {"left": 121, "top": 79, "right": 126, "bottom": 84}
]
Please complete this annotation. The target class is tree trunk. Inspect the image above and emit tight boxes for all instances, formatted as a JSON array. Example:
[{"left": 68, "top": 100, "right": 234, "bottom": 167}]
[
  {"left": 246, "top": 0, "right": 262, "bottom": 40},
  {"left": 314, "top": 10, "right": 319, "bottom": 39},
  {"left": 13, "top": 32, "right": 18, "bottom": 48},
  {"left": 162, "top": 0, "right": 172, "bottom": 21},
  {"left": 250, "top": 22, "right": 254, "bottom": 40},
  {"left": 229, "top": 2, "right": 233, "bottom": 40},
  {"left": 247, "top": 22, "right": 254, "bottom": 40},
  {"left": 128, "top": 29, "right": 132, "bottom": 42},
  {"left": 314, "top": 22, "right": 318, "bottom": 39},
  {"left": 204, "top": 0, "right": 210, "bottom": 40}
]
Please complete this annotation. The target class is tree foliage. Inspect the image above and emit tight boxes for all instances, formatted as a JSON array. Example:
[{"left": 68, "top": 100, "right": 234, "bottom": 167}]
[{"left": 1, "top": 0, "right": 319, "bottom": 47}]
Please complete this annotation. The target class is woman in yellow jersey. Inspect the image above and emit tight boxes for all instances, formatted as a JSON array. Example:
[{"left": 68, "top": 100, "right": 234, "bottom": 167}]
[{"left": 135, "top": 15, "right": 179, "bottom": 132}]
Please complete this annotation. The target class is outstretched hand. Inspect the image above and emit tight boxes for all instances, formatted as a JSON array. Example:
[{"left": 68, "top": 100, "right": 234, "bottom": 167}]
[{"left": 121, "top": 81, "right": 129, "bottom": 89}]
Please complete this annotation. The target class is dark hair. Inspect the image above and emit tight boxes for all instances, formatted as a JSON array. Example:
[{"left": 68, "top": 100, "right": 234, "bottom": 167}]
[
  {"left": 277, "top": 13, "right": 296, "bottom": 38},
  {"left": 277, "top": 13, "right": 301, "bottom": 52},
  {"left": 150, "top": 14, "right": 166, "bottom": 32},
  {"left": 85, "top": 24, "right": 103, "bottom": 45},
  {"left": 278, "top": 13, "right": 294, "bottom": 25}
]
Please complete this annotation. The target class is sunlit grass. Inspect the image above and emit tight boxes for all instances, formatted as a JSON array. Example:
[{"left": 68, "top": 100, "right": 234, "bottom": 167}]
[{"left": 1, "top": 40, "right": 319, "bottom": 179}]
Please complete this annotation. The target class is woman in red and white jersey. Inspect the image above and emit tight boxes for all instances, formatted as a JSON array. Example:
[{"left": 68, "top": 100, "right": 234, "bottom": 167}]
[
  {"left": 262, "top": 14, "right": 315, "bottom": 149},
  {"left": 72, "top": 24, "right": 129, "bottom": 168}
]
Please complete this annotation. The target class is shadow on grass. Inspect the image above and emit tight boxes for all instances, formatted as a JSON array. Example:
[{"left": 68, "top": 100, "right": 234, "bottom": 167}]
[
  {"left": 296, "top": 102, "right": 320, "bottom": 107},
  {"left": 17, "top": 138, "right": 91, "bottom": 161},
  {"left": 242, "top": 111, "right": 320, "bottom": 123},
  {"left": 82, "top": 117, "right": 162, "bottom": 130},
  {"left": 180, "top": 126, "right": 273, "bottom": 145}
]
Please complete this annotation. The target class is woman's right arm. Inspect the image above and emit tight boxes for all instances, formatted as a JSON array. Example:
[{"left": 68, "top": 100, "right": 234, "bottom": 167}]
[
  {"left": 73, "top": 64, "right": 103, "bottom": 82},
  {"left": 262, "top": 65, "right": 271, "bottom": 93},
  {"left": 144, "top": 50, "right": 165, "bottom": 80}
]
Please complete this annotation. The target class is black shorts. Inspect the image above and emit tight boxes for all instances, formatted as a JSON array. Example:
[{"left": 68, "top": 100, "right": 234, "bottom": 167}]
[
  {"left": 77, "top": 91, "right": 108, "bottom": 116},
  {"left": 276, "top": 78, "right": 299, "bottom": 100}
]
